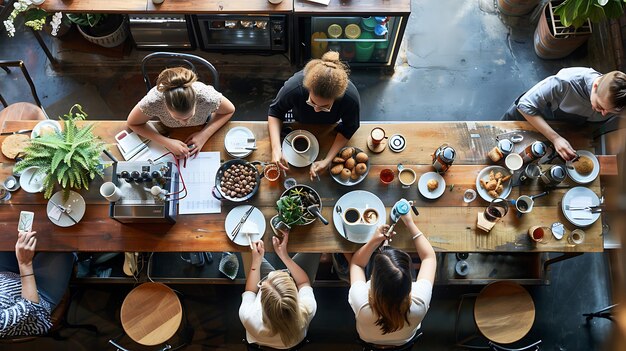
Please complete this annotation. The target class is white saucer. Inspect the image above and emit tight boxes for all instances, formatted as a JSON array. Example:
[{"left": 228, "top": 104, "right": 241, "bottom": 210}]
[
  {"left": 47, "top": 191, "right": 86, "bottom": 227},
  {"left": 224, "top": 126, "right": 255, "bottom": 158},
  {"left": 282, "top": 130, "right": 320, "bottom": 168},
  {"left": 418, "top": 172, "right": 446, "bottom": 199},
  {"left": 566, "top": 150, "right": 600, "bottom": 185},
  {"left": 19, "top": 166, "right": 45, "bottom": 193},
  {"left": 31, "top": 120, "right": 61, "bottom": 139},
  {"left": 225, "top": 205, "right": 266, "bottom": 246},
  {"left": 561, "top": 187, "right": 601, "bottom": 227},
  {"left": 332, "top": 190, "right": 386, "bottom": 244}
]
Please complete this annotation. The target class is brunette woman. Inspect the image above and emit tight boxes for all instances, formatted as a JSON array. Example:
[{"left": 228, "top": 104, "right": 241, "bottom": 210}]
[
  {"left": 128, "top": 67, "right": 235, "bottom": 159},
  {"left": 268, "top": 51, "right": 361, "bottom": 180},
  {"left": 349, "top": 211, "right": 436, "bottom": 346}
]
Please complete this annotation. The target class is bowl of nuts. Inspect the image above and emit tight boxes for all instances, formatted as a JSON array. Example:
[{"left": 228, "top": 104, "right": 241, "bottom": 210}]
[
  {"left": 329, "top": 147, "right": 370, "bottom": 186},
  {"left": 213, "top": 159, "right": 262, "bottom": 202}
]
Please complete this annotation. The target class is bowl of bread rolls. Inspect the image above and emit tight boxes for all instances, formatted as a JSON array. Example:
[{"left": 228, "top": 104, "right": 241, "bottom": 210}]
[
  {"left": 475, "top": 166, "right": 513, "bottom": 202},
  {"left": 329, "top": 147, "right": 370, "bottom": 186}
]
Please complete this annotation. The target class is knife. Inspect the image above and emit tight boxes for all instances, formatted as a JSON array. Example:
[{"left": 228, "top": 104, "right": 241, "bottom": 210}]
[
  {"left": 231, "top": 206, "right": 255, "bottom": 241},
  {"left": 0, "top": 129, "right": 33, "bottom": 136},
  {"left": 49, "top": 200, "right": 79, "bottom": 225}
]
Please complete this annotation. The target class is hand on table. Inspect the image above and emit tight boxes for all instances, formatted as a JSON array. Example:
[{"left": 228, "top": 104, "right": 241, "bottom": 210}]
[
  {"left": 165, "top": 138, "right": 190, "bottom": 159},
  {"left": 552, "top": 136, "right": 577, "bottom": 161},
  {"left": 185, "top": 132, "right": 209, "bottom": 158},
  {"left": 272, "top": 148, "right": 289, "bottom": 171},
  {"left": 251, "top": 240, "right": 265, "bottom": 269},
  {"left": 16, "top": 231, "right": 36, "bottom": 266},
  {"left": 309, "top": 159, "right": 330, "bottom": 181}
]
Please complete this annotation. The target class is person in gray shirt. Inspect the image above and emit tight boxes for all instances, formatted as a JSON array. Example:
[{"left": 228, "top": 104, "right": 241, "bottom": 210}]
[{"left": 502, "top": 68, "right": 626, "bottom": 160}]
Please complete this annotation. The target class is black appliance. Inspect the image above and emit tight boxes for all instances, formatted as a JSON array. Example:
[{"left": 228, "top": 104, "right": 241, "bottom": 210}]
[
  {"left": 129, "top": 14, "right": 196, "bottom": 50},
  {"left": 193, "top": 14, "right": 287, "bottom": 52}
]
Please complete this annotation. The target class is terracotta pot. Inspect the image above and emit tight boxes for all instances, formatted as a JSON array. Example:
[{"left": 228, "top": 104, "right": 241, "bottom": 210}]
[
  {"left": 533, "top": 2, "right": 591, "bottom": 59},
  {"left": 497, "top": 0, "right": 540, "bottom": 16}
]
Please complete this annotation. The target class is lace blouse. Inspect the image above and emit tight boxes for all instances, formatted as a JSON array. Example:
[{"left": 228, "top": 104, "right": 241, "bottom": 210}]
[{"left": 138, "top": 82, "right": 223, "bottom": 128}]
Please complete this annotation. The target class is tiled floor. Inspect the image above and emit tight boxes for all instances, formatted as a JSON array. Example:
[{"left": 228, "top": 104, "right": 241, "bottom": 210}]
[{"left": 0, "top": 0, "right": 617, "bottom": 349}]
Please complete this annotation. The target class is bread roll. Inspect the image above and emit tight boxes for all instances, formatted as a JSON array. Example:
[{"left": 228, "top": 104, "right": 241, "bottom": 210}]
[
  {"left": 340, "top": 168, "right": 351, "bottom": 180},
  {"left": 355, "top": 163, "right": 367, "bottom": 175},
  {"left": 340, "top": 147, "right": 355, "bottom": 159},
  {"left": 331, "top": 163, "right": 344, "bottom": 175},
  {"left": 574, "top": 156, "right": 594, "bottom": 175},
  {"left": 488, "top": 147, "right": 503, "bottom": 162},
  {"left": 333, "top": 157, "right": 346, "bottom": 164},
  {"left": 355, "top": 152, "right": 368, "bottom": 163},
  {"left": 344, "top": 158, "right": 356, "bottom": 170},
  {"left": 350, "top": 168, "right": 359, "bottom": 180},
  {"left": 427, "top": 179, "right": 438, "bottom": 191}
]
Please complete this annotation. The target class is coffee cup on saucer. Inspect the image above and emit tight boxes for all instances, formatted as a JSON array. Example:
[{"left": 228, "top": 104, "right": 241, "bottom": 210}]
[{"left": 367, "top": 127, "right": 387, "bottom": 153}]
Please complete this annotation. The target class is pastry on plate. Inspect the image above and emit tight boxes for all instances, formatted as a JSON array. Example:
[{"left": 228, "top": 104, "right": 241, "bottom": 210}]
[
  {"left": 573, "top": 156, "right": 594, "bottom": 175},
  {"left": 2, "top": 134, "right": 30, "bottom": 159},
  {"left": 427, "top": 179, "right": 439, "bottom": 191}
]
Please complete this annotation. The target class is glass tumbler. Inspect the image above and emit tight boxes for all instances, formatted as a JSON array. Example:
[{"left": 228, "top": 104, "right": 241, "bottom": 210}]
[{"left": 484, "top": 198, "right": 509, "bottom": 222}]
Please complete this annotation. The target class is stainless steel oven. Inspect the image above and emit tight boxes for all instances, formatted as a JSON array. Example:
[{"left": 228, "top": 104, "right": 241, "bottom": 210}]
[
  {"left": 129, "top": 14, "right": 195, "bottom": 50},
  {"left": 193, "top": 14, "right": 287, "bottom": 52}
]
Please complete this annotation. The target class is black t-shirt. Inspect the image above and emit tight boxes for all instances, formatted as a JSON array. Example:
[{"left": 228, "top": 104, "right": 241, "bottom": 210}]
[{"left": 268, "top": 70, "right": 361, "bottom": 139}]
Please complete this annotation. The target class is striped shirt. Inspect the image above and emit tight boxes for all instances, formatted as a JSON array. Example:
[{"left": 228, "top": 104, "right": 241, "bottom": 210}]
[{"left": 0, "top": 272, "right": 52, "bottom": 337}]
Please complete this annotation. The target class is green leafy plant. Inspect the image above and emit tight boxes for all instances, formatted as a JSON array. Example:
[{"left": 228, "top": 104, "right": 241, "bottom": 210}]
[
  {"left": 14, "top": 104, "right": 108, "bottom": 200},
  {"left": 66, "top": 13, "right": 107, "bottom": 27},
  {"left": 276, "top": 194, "right": 305, "bottom": 226},
  {"left": 554, "top": 0, "right": 626, "bottom": 29}
]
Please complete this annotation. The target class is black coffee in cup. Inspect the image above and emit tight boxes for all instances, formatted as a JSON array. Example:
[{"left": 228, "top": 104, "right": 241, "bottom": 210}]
[
  {"left": 344, "top": 208, "right": 360, "bottom": 223},
  {"left": 292, "top": 135, "right": 310, "bottom": 153}
]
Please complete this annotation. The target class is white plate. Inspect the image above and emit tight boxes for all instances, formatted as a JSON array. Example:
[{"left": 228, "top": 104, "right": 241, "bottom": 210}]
[
  {"left": 225, "top": 205, "right": 266, "bottom": 246},
  {"left": 19, "top": 166, "right": 45, "bottom": 193},
  {"left": 332, "top": 190, "right": 386, "bottom": 244},
  {"left": 418, "top": 172, "right": 446, "bottom": 199},
  {"left": 224, "top": 126, "right": 255, "bottom": 158},
  {"left": 561, "top": 187, "right": 601, "bottom": 227},
  {"left": 47, "top": 191, "right": 86, "bottom": 227},
  {"left": 282, "top": 130, "right": 320, "bottom": 168},
  {"left": 329, "top": 147, "right": 370, "bottom": 186},
  {"left": 476, "top": 166, "right": 513, "bottom": 202},
  {"left": 566, "top": 150, "right": 600, "bottom": 185},
  {"left": 31, "top": 120, "right": 61, "bottom": 139}
]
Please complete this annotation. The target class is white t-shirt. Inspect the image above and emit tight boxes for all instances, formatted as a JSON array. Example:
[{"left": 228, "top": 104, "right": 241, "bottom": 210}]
[
  {"left": 239, "top": 286, "right": 317, "bottom": 349},
  {"left": 348, "top": 279, "right": 432, "bottom": 346},
  {"left": 138, "top": 82, "right": 222, "bottom": 128}
]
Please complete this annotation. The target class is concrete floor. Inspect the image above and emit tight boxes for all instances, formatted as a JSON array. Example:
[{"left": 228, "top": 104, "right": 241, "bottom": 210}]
[{"left": 0, "top": 0, "right": 618, "bottom": 349}]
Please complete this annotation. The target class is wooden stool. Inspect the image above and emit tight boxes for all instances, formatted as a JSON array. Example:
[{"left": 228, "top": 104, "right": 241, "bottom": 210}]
[
  {"left": 0, "top": 102, "right": 46, "bottom": 133},
  {"left": 474, "top": 281, "right": 535, "bottom": 344},
  {"left": 120, "top": 282, "right": 182, "bottom": 346}
]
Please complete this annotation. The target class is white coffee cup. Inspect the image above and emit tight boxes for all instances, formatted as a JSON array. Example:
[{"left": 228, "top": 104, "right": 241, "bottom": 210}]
[
  {"left": 100, "top": 182, "right": 122, "bottom": 202},
  {"left": 268, "top": 0, "right": 284, "bottom": 4},
  {"left": 505, "top": 153, "right": 523, "bottom": 172}
]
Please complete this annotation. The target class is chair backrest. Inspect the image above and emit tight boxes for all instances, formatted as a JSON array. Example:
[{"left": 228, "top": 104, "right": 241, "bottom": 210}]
[
  {"left": 0, "top": 60, "right": 45, "bottom": 109},
  {"left": 141, "top": 52, "right": 219, "bottom": 93},
  {"left": 359, "top": 332, "right": 423, "bottom": 351}
]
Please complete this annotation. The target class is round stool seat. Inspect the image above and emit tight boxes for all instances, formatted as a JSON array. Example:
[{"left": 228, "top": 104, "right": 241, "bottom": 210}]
[
  {"left": 0, "top": 102, "right": 46, "bottom": 132},
  {"left": 474, "top": 281, "right": 535, "bottom": 344},
  {"left": 120, "top": 283, "right": 182, "bottom": 346}
]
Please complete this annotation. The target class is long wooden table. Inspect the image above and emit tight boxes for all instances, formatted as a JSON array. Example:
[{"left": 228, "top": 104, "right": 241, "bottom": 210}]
[{"left": 0, "top": 120, "right": 602, "bottom": 253}]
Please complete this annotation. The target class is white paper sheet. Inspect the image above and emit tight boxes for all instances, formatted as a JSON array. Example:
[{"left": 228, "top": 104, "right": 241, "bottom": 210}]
[
  {"left": 178, "top": 152, "right": 221, "bottom": 214},
  {"left": 571, "top": 196, "right": 593, "bottom": 220}
]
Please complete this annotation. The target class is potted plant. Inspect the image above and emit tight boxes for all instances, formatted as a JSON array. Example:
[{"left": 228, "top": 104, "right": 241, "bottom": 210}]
[
  {"left": 3, "top": 0, "right": 66, "bottom": 37},
  {"left": 497, "top": 0, "right": 541, "bottom": 16},
  {"left": 534, "top": 0, "right": 625, "bottom": 59},
  {"left": 14, "top": 104, "right": 108, "bottom": 200},
  {"left": 66, "top": 13, "right": 128, "bottom": 48}
]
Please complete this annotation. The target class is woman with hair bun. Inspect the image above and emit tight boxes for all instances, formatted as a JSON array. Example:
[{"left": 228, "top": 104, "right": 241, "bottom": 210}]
[
  {"left": 348, "top": 210, "right": 436, "bottom": 347},
  {"left": 128, "top": 67, "right": 235, "bottom": 159},
  {"left": 268, "top": 51, "right": 361, "bottom": 180}
]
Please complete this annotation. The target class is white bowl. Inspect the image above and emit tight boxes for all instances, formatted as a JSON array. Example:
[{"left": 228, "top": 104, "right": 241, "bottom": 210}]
[{"left": 19, "top": 166, "right": 45, "bottom": 193}]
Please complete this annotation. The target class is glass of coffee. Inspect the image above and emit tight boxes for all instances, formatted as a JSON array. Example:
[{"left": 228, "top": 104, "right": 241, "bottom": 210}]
[
  {"left": 484, "top": 198, "right": 508, "bottom": 222},
  {"left": 343, "top": 208, "right": 361, "bottom": 224},
  {"left": 291, "top": 134, "right": 310, "bottom": 154}
]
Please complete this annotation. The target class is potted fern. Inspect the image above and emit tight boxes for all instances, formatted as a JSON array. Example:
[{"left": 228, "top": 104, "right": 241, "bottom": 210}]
[{"left": 14, "top": 104, "right": 108, "bottom": 200}]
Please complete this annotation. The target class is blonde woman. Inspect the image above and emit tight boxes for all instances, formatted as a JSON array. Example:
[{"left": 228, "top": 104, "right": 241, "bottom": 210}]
[
  {"left": 268, "top": 51, "right": 361, "bottom": 180},
  {"left": 349, "top": 211, "right": 436, "bottom": 347},
  {"left": 240, "top": 231, "right": 319, "bottom": 349},
  {"left": 128, "top": 67, "right": 235, "bottom": 159}
]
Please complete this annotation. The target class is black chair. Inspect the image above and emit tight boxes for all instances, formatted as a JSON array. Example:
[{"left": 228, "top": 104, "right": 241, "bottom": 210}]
[
  {"left": 0, "top": 60, "right": 49, "bottom": 129},
  {"left": 141, "top": 52, "right": 219, "bottom": 93},
  {"left": 358, "top": 332, "right": 423, "bottom": 351},
  {"left": 243, "top": 338, "right": 310, "bottom": 351}
]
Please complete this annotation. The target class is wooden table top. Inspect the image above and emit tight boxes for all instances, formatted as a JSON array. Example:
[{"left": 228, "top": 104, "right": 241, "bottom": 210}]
[
  {"left": 120, "top": 283, "right": 182, "bottom": 346},
  {"left": 474, "top": 281, "right": 536, "bottom": 344},
  {"left": 0, "top": 120, "right": 603, "bottom": 253}
]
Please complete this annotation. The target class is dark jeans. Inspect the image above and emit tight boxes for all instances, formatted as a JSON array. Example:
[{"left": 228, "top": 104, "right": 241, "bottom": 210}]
[{"left": 0, "top": 252, "right": 75, "bottom": 310}]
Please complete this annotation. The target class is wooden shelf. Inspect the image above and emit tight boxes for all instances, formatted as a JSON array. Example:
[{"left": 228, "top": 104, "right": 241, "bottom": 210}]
[
  {"left": 41, "top": 0, "right": 149, "bottom": 13},
  {"left": 41, "top": 0, "right": 293, "bottom": 14}
]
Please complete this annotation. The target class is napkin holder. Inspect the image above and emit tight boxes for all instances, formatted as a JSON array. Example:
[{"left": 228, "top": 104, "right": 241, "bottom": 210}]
[{"left": 477, "top": 212, "right": 497, "bottom": 232}]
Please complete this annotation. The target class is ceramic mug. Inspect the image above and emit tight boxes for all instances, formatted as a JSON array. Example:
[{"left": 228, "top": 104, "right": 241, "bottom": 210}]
[
  {"left": 291, "top": 134, "right": 310, "bottom": 154},
  {"left": 397, "top": 164, "right": 416, "bottom": 188},
  {"left": 342, "top": 207, "right": 378, "bottom": 236},
  {"left": 100, "top": 182, "right": 122, "bottom": 202},
  {"left": 515, "top": 195, "right": 534, "bottom": 214},
  {"left": 505, "top": 153, "right": 524, "bottom": 172},
  {"left": 370, "top": 127, "right": 386, "bottom": 145}
]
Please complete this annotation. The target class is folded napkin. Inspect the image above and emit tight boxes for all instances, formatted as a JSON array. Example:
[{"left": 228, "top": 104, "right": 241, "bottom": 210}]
[
  {"left": 241, "top": 221, "right": 259, "bottom": 236},
  {"left": 570, "top": 196, "right": 593, "bottom": 220}
]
